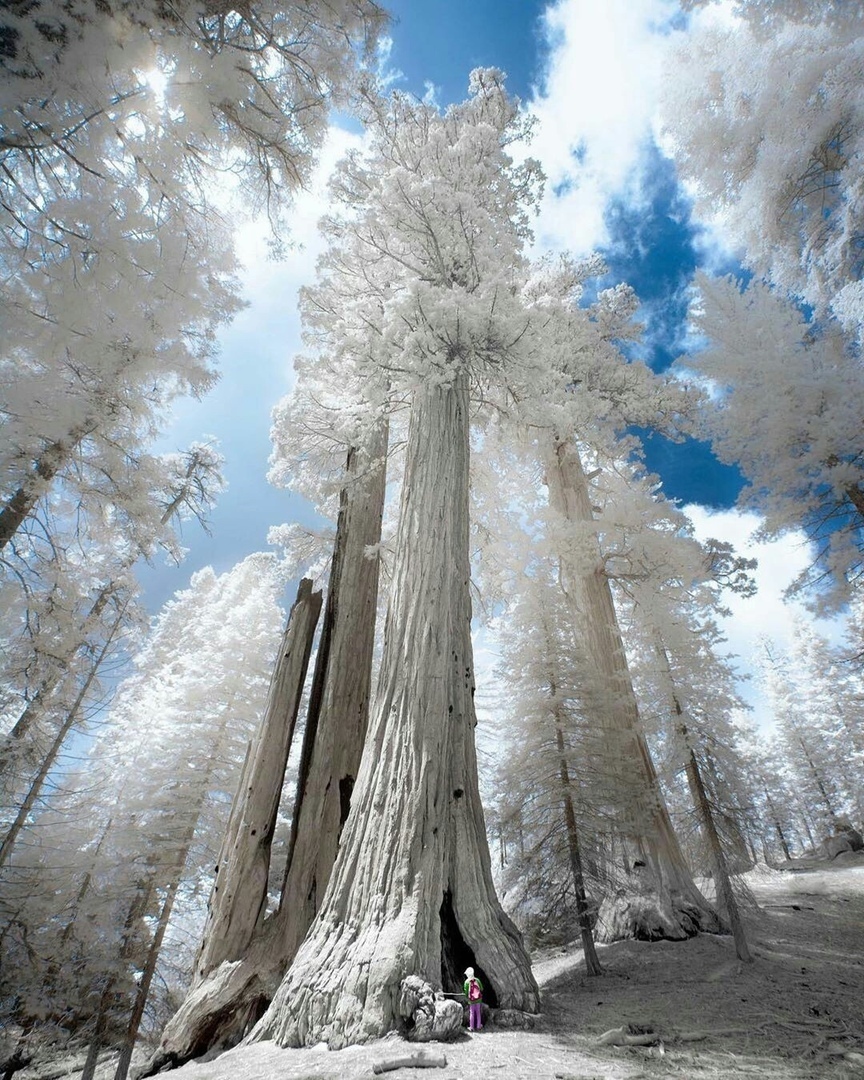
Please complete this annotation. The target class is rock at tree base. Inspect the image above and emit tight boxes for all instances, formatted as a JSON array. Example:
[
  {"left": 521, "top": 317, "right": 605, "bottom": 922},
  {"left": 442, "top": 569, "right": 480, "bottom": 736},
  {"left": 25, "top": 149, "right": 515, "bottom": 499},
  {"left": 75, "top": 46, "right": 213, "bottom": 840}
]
[
  {"left": 399, "top": 977, "right": 463, "bottom": 1042},
  {"left": 491, "top": 1008, "right": 538, "bottom": 1030},
  {"left": 821, "top": 834, "right": 854, "bottom": 859}
]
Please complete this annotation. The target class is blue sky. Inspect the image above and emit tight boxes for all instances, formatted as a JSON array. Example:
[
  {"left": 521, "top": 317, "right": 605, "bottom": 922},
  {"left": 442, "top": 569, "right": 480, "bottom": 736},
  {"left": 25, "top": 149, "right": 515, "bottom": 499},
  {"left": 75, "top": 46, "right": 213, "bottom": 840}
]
[{"left": 138, "top": 0, "right": 843, "bottom": 728}]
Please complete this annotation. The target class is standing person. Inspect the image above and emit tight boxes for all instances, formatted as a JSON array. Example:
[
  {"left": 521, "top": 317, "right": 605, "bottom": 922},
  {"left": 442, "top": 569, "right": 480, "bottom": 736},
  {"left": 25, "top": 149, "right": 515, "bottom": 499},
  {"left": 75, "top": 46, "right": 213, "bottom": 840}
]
[{"left": 463, "top": 967, "right": 483, "bottom": 1031}]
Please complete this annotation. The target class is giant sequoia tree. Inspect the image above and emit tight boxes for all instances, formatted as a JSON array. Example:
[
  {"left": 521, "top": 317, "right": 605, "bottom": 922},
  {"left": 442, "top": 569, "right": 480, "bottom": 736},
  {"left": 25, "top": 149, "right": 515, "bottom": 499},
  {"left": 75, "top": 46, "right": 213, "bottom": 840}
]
[{"left": 246, "top": 72, "right": 542, "bottom": 1050}]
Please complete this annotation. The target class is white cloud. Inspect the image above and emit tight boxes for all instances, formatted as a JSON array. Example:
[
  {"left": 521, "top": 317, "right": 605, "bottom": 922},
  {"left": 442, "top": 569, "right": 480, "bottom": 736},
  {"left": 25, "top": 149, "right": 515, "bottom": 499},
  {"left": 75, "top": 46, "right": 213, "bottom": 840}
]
[
  {"left": 682, "top": 504, "right": 848, "bottom": 731},
  {"left": 527, "top": 0, "right": 680, "bottom": 255}
]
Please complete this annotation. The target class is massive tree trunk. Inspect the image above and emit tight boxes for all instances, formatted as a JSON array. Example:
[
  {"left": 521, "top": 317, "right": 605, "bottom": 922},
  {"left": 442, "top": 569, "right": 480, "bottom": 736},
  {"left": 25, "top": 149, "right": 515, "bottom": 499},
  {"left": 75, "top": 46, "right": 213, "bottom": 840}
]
[
  {"left": 248, "top": 376, "right": 538, "bottom": 1050},
  {"left": 543, "top": 434, "right": 719, "bottom": 942},
  {"left": 195, "top": 579, "right": 322, "bottom": 979},
  {"left": 145, "top": 429, "right": 388, "bottom": 1071}
]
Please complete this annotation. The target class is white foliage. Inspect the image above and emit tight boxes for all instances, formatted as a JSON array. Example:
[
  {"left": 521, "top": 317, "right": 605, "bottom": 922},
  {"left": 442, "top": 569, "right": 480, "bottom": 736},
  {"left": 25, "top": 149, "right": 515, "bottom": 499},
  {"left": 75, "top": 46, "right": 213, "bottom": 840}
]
[
  {"left": 681, "top": 272, "right": 864, "bottom": 606},
  {"left": 663, "top": 1, "right": 864, "bottom": 314}
]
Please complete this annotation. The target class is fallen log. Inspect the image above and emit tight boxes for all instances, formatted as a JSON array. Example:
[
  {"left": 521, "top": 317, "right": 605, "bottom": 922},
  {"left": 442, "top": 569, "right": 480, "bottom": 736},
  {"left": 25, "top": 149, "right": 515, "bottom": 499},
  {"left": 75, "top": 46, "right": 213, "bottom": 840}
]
[
  {"left": 372, "top": 1050, "right": 448, "bottom": 1074},
  {"left": 596, "top": 1026, "right": 660, "bottom": 1047}
]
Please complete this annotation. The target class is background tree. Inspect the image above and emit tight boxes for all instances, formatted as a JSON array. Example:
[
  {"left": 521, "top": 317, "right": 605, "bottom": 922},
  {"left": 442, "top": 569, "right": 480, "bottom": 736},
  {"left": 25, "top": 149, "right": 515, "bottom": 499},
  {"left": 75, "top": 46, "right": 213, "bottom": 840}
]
[
  {"left": 662, "top": 3, "right": 864, "bottom": 609},
  {"left": 0, "top": 554, "right": 288, "bottom": 1068}
]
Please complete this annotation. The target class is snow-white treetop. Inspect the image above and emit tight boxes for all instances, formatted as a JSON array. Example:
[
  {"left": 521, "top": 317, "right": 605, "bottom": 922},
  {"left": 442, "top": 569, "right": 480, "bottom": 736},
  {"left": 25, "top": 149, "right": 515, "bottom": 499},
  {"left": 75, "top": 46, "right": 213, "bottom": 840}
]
[{"left": 663, "top": 1, "right": 864, "bottom": 320}]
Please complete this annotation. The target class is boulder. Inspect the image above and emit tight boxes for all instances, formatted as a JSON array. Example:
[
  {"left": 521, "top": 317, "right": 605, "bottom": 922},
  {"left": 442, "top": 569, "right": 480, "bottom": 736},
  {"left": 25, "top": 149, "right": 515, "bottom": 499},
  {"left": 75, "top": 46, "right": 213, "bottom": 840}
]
[
  {"left": 821, "top": 834, "right": 853, "bottom": 859},
  {"left": 398, "top": 976, "right": 463, "bottom": 1042}
]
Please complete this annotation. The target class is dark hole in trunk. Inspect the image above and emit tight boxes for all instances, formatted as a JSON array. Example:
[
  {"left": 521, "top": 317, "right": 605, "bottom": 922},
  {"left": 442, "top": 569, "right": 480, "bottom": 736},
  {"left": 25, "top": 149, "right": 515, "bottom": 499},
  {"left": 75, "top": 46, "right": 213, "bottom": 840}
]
[
  {"left": 439, "top": 887, "right": 498, "bottom": 1007},
  {"left": 339, "top": 775, "right": 354, "bottom": 829}
]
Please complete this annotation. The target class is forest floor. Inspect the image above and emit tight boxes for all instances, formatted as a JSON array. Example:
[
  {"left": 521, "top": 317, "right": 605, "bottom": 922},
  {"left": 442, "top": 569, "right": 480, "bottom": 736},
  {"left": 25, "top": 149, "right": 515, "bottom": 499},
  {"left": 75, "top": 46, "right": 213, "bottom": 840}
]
[{"left": 24, "top": 853, "right": 864, "bottom": 1080}]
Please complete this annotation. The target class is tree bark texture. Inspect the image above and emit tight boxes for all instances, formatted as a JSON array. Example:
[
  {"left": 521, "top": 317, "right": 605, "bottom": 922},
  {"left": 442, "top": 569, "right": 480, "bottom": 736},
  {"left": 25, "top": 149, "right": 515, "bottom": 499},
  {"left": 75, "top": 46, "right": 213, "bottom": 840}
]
[
  {"left": 683, "top": 745, "right": 751, "bottom": 962},
  {"left": 543, "top": 435, "right": 718, "bottom": 941},
  {"left": 194, "top": 579, "right": 322, "bottom": 979},
  {"left": 146, "top": 432, "right": 388, "bottom": 1070},
  {"left": 276, "top": 421, "right": 389, "bottom": 962},
  {"left": 248, "top": 377, "right": 539, "bottom": 1049}
]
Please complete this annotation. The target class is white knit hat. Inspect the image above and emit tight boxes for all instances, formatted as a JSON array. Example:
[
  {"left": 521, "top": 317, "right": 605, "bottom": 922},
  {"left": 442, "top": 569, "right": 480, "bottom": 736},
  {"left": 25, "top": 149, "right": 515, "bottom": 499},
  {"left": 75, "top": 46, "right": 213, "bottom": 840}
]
[{"left": 464, "top": 967, "right": 474, "bottom": 977}]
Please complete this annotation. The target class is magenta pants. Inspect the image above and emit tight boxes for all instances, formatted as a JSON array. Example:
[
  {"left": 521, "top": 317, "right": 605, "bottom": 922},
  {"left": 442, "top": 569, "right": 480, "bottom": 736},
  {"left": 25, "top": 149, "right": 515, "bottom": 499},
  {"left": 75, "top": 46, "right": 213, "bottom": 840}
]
[{"left": 469, "top": 1002, "right": 482, "bottom": 1030}]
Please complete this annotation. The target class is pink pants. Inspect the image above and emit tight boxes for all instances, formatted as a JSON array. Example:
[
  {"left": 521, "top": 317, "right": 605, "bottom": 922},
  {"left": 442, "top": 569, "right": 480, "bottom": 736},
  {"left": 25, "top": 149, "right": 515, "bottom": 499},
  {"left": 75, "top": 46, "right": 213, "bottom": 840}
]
[{"left": 469, "top": 1002, "right": 482, "bottom": 1030}]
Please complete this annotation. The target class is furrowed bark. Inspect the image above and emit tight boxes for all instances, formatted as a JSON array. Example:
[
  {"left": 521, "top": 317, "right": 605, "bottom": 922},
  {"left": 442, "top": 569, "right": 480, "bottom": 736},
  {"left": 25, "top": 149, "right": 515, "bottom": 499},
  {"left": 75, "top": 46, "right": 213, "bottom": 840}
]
[
  {"left": 248, "top": 376, "right": 538, "bottom": 1050},
  {"left": 194, "top": 579, "right": 321, "bottom": 979},
  {"left": 145, "top": 430, "right": 388, "bottom": 1071},
  {"left": 544, "top": 434, "right": 719, "bottom": 942},
  {"left": 276, "top": 420, "right": 389, "bottom": 961}
]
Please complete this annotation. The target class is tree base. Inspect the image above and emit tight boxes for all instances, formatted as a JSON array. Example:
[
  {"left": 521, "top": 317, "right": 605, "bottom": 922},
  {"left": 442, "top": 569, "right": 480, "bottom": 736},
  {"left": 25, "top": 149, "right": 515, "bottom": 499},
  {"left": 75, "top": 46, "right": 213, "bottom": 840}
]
[
  {"left": 140, "top": 956, "right": 277, "bottom": 1076},
  {"left": 596, "top": 872, "right": 721, "bottom": 941}
]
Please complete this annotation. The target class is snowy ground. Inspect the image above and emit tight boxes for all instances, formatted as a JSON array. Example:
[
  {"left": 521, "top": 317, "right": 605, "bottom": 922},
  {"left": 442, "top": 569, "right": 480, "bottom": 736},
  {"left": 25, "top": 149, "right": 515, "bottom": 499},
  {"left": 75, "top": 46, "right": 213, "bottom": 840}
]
[{"left": 24, "top": 854, "right": 864, "bottom": 1080}]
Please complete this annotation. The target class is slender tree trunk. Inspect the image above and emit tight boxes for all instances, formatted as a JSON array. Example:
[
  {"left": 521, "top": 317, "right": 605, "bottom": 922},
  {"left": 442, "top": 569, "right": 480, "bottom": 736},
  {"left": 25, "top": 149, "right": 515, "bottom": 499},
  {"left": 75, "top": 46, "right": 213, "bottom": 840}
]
[
  {"left": 3, "top": 460, "right": 211, "bottom": 783},
  {"left": 683, "top": 744, "right": 750, "bottom": 960},
  {"left": 763, "top": 789, "right": 791, "bottom": 860},
  {"left": 795, "top": 734, "right": 839, "bottom": 828},
  {"left": 248, "top": 376, "right": 538, "bottom": 1049},
  {"left": 651, "top": 638, "right": 749, "bottom": 958},
  {"left": 113, "top": 695, "right": 240, "bottom": 1080},
  {"left": 81, "top": 880, "right": 154, "bottom": 1080},
  {"left": 113, "top": 873, "right": 181, "bottom": 1080},
  {"left": 0, "top": 582, "right": 123, "bottom": 790},
  {"left": 194, "top": 579, "right": 322, "bottom": 979},
  {"left": 552, "top": 713, "right": 602, "bottom": 975},
  {"left": 797, "top": 802, "right": 817, "bottom": 852},
  {"left": 0, "top": 421, "right": 96, "bottom": 551},
  {"left": 0, "top": 607, "right": 125, "bottom": 869},
  {"left": 543, "top": 434, "right": 718, "bottom": 942}
]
